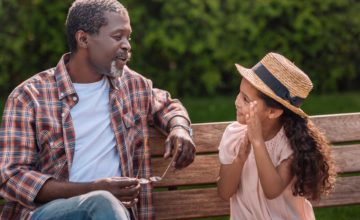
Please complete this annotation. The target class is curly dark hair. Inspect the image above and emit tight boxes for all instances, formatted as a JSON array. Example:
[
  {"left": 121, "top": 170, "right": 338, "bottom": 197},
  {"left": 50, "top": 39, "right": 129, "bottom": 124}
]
[
  {"left": 65, "top": 0, "right": 128, "bottom": 53},
  {"left": 259, "top": 92, "right": 336, "bottom": 201}
]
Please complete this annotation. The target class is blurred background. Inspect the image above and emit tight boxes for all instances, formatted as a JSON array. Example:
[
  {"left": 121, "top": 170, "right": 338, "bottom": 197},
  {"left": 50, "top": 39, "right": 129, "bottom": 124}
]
[{"left": 0, "top": 0, "right": 359, "bottom": 219}]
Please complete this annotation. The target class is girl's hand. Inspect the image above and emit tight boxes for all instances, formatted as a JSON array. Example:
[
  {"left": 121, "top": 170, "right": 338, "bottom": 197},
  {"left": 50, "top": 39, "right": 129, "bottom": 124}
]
[
  {"left": 245, "top": 101, "right": 264, "bottom": 146},
  {"left": 237, "top": 133, "right": 251, "bottom": 161}
]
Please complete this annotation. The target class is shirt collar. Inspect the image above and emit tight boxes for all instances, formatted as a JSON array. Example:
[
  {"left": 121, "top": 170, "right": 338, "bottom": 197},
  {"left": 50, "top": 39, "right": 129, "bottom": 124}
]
[
  {"left": 54, "top": 53, "right": 77, "bottom": 100},
  {"left": 54, "top": 53, "right": 130, "bottom": 98},
  {"left": 108, "top": 65, "right": 130, "bottom": 91}
]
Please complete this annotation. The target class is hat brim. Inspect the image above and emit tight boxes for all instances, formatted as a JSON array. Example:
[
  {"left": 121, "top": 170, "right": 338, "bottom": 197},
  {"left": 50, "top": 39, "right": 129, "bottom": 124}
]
[{"left": 235, "top": 63, "right": 307, "bottom": 117}]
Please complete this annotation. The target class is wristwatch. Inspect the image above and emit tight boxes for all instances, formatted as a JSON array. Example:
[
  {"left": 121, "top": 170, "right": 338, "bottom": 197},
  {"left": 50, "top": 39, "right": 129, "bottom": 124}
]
[{"left": 170, "top": 124, "right": 193, "bottom": 137}]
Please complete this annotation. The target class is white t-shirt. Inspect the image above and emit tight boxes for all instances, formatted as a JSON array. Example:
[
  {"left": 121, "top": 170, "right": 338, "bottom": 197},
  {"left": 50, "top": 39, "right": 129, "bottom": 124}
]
[{"left": 69, "top": 77, "right": 121, "bottom": 182}]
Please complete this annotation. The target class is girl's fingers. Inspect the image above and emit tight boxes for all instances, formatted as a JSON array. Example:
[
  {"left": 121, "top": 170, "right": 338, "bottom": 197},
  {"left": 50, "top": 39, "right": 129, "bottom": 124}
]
[
  {"left": 240, "top": 135, "right": 247, "bottom": 149},
  {"left": 250, "top": 102, "right": 255, "bottom": 118},
  {"left": 244, "top": 133, "right": 249, "bottom": 146},
  {"left": 249, "top": 101, "right": 258, "bottom": 121},
  {"left": 238, "top": 133, "right": 251, "bottom": 159}
]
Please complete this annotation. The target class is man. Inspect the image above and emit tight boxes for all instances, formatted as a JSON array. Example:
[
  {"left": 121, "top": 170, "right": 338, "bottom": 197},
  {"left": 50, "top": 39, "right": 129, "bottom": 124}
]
[{"left": 0, "top": 0, "right": 195, "bottom": 219}]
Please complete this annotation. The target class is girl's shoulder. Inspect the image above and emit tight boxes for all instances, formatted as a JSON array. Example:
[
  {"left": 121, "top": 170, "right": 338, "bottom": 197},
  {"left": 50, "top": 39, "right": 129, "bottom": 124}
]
[
  {"left": 218, "top": 122, "right": 247, "bottom": 164},
  {"left": 224, "top": 122, "right": 247, "bottom": 135},
  {"left": 267, "top": 127, "right": 294, "bottom": 166}
]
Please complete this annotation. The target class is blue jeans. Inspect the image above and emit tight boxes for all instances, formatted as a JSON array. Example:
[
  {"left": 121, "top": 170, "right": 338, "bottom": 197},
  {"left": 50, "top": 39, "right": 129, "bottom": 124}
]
[{"left": 31, "top": 190, "right": 130, "bottom": 220}]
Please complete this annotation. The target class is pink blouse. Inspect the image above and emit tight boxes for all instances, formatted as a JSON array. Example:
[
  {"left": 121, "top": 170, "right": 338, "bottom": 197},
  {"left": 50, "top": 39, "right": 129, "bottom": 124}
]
[{"left": 218, "top": 122, "right": 315, "bottom": 220}]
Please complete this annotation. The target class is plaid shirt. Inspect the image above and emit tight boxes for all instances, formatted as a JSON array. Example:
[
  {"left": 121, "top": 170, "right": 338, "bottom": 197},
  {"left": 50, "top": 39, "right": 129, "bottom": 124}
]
[{"left": 0, "top": 53, "right": 189, "bottom": 220}]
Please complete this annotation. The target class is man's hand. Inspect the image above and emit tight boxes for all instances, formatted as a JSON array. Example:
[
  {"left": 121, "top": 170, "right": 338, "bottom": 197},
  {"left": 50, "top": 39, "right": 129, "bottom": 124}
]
[
  {"left": 93, "top": 177, "right": 140, "bottom": 208},
  {"left": 164, "top": 128, "right": 196, "bottom": 169}
]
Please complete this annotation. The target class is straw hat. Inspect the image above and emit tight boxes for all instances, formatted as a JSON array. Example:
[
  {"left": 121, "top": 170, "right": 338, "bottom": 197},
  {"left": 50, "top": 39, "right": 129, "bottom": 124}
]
[{"left": 235, "top": 52, "right": 313, "bottom": 117}]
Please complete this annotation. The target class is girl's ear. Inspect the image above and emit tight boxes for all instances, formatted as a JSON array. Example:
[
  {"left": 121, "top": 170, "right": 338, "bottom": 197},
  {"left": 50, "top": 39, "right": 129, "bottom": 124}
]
[{"left": 268, "top": 107, "right": 284, "bottom": 119}]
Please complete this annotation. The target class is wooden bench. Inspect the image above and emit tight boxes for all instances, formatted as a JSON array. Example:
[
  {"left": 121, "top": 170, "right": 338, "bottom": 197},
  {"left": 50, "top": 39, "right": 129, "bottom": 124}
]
[
  {"left": 150, "top": 112, "right": 360, "bottom": 219},
  {"left": 0, "top": 113, "right": 359, "bottom": 218}
]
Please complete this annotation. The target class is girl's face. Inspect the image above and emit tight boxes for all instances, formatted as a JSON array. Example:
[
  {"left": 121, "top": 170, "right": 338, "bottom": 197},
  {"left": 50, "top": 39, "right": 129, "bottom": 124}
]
[{"left": 235, "top": 79, "right": 269, "bottom": 124}]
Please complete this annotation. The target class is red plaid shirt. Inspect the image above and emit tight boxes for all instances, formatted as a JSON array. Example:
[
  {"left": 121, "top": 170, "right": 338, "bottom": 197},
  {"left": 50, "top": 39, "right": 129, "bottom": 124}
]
[{"left": 0, "top": 53, "right": 189, "bottom": 219}]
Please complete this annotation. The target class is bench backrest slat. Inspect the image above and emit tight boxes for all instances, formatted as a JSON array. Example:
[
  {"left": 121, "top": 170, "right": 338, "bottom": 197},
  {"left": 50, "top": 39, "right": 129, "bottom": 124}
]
[
  {"left": 332, "top": 144, "right": 360, "bottom": 173},
  {"left": 311, "top": 113, "right": 360, "bottom": 143},
  {"left": 150, "top": 113, "right": 360, "bottom": 156},
  {"left": 314, "top": 176, "right": 360, "bottom": 207},
  {"left": 154, "top": 188, "right": 229, "bottom": 220},
  {"left": 152, "top": 154, "right": 218, "bottom": 187},
  {"left": 152, "top": 144, "right": 360, "bottom": 188}
]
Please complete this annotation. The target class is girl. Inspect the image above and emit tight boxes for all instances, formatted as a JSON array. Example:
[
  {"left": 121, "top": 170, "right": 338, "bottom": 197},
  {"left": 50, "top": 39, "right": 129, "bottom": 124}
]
[{"left": 217, "top": 52, "right": 336, "bottom": 220}]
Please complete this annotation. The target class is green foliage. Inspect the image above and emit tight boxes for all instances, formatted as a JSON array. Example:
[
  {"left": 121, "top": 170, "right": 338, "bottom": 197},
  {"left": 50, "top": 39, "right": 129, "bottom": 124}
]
[
  {"left": 314, "top": 205, "right": 360, "bottom": 220},
  {"left": 126, "top": 0, "right": 360, "bottom": 96},
  {"left": 0, "top": 0, "right": 359, "bottom": 96},
  {"left": 0, "top": 0, "right": 71, "bottom": 93},
  {"left": 181, "top": 92, "right": 360, "bottom": 123}
]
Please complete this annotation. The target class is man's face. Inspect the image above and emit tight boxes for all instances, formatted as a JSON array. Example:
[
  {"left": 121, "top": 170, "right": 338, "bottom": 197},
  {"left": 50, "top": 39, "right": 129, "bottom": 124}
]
[{"left": 87, "top": 11, "right": 132, "bottom": 77}]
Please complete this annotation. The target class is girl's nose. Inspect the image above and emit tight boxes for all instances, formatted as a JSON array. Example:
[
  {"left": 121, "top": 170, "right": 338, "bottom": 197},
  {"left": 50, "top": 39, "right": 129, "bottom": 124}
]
[{"left": 235, "top": 95, "right": 242, "bottom": 107}]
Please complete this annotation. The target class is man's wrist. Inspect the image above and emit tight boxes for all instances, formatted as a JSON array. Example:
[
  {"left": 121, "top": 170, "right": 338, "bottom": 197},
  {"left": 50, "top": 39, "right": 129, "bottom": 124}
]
[{"left": 170, "top": 124, "right": 193, "bottom": 137}]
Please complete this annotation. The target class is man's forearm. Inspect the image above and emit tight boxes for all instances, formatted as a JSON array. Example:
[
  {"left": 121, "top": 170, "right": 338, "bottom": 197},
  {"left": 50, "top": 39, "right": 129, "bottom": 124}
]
[{"left": 35, "top": 179, "right": 93, "bottom": 203}]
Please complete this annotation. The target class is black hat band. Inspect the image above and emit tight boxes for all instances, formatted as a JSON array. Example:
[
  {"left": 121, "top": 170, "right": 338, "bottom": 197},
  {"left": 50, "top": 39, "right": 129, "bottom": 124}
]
[{"left": 253, "top": 63, "right": 304, "bottom": 107}]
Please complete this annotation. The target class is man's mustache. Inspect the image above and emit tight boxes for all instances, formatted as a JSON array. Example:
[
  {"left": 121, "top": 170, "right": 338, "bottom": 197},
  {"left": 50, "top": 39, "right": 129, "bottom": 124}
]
[{"left": 114, "top": 51, "right": 132, "bottom": 62}]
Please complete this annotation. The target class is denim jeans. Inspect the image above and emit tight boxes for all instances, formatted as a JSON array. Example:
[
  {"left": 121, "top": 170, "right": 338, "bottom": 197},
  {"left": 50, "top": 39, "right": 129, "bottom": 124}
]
[{"left": 31, "top": 190, "right": 130, "bottom": 220}]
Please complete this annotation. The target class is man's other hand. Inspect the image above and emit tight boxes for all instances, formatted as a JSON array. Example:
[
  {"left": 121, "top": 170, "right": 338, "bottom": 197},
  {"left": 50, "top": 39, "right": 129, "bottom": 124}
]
[
  {"left": 93, "top": 177, "right": 140, "bottom": 208},
  {"left": 164, "top": 128, "right": 196, "bottom": 169}
]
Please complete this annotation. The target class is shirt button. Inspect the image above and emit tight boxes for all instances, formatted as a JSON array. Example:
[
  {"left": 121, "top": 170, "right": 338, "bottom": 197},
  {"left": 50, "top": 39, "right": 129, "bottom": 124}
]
[
  {"left": 61, "top": 113, "right": 65, "bottom": 118},
  {"left": 50, "top": 141, "right": 54, "bottom": 146},
  {"left": 60, "top": 92, "right": 64, "bottom": 97},
  {"left": 73, "top": 96, "right": 78, "bottom": 101}
]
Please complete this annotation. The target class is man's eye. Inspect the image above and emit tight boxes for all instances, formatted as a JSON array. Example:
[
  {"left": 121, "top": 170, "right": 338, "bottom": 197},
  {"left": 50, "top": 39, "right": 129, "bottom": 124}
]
[
  {"left": 113, "top": 36, "right": 131, "bottom": 41},
  {"left": 113, "top": 36, "right": 122, "bottom": 40}
]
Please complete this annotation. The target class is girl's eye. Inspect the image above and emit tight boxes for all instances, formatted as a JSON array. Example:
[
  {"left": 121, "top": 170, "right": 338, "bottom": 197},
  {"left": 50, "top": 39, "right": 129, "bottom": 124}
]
[{"left": 244, "top": 97, "right": 249, "bottom": 103}]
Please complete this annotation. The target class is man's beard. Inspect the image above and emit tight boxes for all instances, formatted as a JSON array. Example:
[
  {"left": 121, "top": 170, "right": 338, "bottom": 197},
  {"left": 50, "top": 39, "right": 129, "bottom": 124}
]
[
  {"left": 105, "top": 51, "right": 131, "bottom": 78},
  {"left": 109, "top": 60, "right": 123, "bottom": 78}
]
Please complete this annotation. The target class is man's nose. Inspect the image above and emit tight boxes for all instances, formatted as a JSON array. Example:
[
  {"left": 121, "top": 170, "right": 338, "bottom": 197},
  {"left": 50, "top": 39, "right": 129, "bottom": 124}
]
[{"left": 121, "top": 39, "right": 131, "bottom": 52}]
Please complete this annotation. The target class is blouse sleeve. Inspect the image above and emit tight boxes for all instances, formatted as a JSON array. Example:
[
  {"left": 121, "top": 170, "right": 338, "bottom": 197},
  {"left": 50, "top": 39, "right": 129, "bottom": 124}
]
[
  {"left": 276, "top": 137, "right": 294, "bottom": 167},
  {"left": 218, "top": 122, "right": 247, "bottom": 164}
]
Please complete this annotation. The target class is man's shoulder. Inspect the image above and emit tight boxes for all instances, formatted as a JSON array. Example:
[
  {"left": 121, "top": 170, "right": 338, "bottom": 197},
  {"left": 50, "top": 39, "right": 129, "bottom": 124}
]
[{"left": 8, "top": 67, "right": 57, "bottom": 99}]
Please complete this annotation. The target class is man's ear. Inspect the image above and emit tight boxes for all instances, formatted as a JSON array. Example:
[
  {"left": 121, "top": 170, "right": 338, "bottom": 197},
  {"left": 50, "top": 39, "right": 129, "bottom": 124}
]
[
  {"left": 75, "top": 30, "right": 88, "bottom": 49},
  {"left": 268, "top": 107, "right": 284, "bottom": 120}
]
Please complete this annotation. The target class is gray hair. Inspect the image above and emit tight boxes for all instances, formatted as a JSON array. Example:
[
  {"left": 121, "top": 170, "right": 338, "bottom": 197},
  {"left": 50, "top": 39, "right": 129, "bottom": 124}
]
[{"left": 65, "top": 0, "right": 128, "bottom": 53}]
